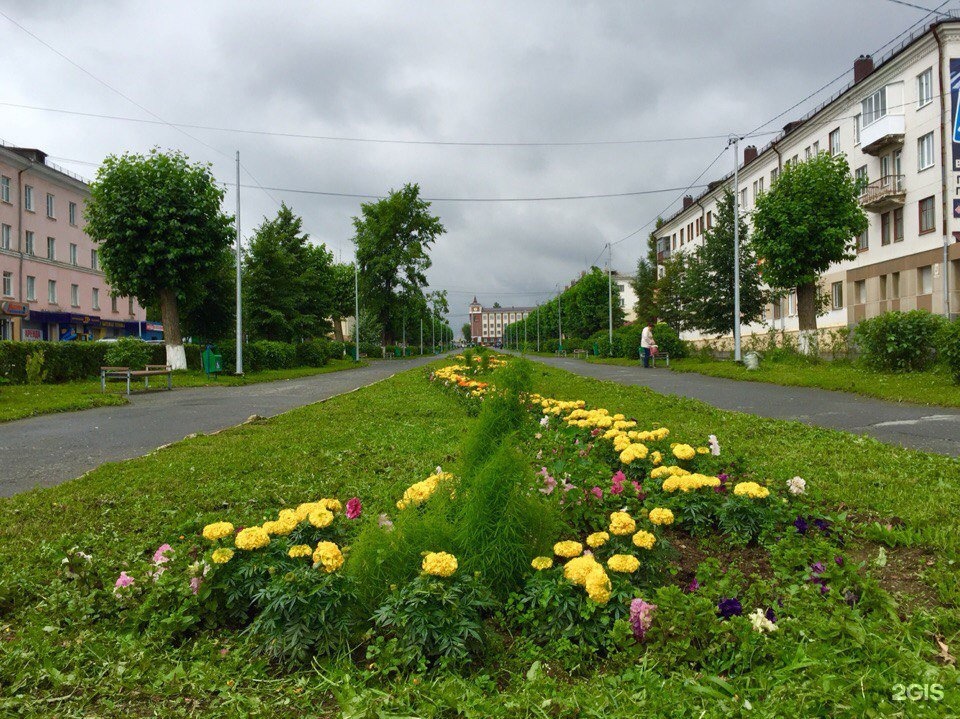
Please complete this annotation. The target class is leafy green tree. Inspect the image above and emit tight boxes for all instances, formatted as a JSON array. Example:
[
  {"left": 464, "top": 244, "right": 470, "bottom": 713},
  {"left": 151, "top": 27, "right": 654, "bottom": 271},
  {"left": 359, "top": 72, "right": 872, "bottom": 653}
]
[
  {"left": 180, "top": 247, "right": 235, "bottom": 343},
  {"left": 462, "top": 323, "right": 472, "bottom": 341},
  {"left": 85, "top": 149, "right": 234, "bottom": 369},
  {"left": 353, "top": 184, "right": 445, "bottom": 344},
  {"left": 752, "top": 153, "right": 867, "bottom": 336},
  {"left": 653, "top": 253, "right": 690, "bottom": 331},
  {"left": 682, "top": 190, "right": 768, "bottom": 336},
  {"left": 328, "top": 263, "right": 356, "bottom": 342},
  {"left": 632, "top": 220, "right": 662, "bottom": 322}
]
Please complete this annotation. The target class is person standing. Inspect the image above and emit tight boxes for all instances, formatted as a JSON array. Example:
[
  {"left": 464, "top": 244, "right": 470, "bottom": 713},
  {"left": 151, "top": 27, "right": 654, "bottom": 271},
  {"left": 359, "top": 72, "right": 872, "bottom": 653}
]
[{"left": 640, "top": 320, "right": 655, "bottom": 368}]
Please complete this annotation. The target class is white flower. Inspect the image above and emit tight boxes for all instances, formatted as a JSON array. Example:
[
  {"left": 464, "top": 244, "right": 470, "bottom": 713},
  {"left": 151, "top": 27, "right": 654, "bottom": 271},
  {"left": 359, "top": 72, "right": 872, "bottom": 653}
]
[
  {"left": 435, "top": 466, "right": 443, "bottom": 474},
  {"left": 749, "top": 608, "right": 777, "bottom": 634},
  {"left": 540, "top": 416, "right": 550, "bottom": 427},
  {"left": 787, "top": 476, "right": 806, "bottom": 495},
  {"left": 708, "top": 434, "right": 721, "bottom": 456},
  {"left": 378, "top": 513, "right": 394, "bottom": 530}
]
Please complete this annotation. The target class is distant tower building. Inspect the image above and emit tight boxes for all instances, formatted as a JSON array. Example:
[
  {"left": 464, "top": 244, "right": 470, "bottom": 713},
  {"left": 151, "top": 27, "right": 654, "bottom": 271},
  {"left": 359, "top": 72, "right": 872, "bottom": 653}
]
[{"left": 468, "top": 297, "right": 533, "bottom": 345}]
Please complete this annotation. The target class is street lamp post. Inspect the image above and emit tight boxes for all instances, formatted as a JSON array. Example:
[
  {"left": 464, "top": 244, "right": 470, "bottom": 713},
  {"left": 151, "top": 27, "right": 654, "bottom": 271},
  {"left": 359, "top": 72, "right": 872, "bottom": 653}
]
[
  {"left": 729, "top": 135, "right": 742, "bottom": 362},
  {"left": 353, "top": 257, "right": 360, "bottom": 362},
  {"left": 606, "top": 242, "right": 613, "bottom": 354},
  {"left": 235, "top": 150, "right": 243, "bottom": 375}
]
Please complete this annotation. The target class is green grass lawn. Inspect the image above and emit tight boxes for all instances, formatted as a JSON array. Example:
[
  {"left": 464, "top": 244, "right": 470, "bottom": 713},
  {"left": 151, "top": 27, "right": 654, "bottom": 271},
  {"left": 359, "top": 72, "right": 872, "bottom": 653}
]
[
  {"left": 0, "top": 359, "right": 364, "bottom": 423},
  {"left": 1, "top": 358, "right": 958, "bottom": 716},
  {"left": 667, "top": 356, "right": 960, "bottom": 407}
]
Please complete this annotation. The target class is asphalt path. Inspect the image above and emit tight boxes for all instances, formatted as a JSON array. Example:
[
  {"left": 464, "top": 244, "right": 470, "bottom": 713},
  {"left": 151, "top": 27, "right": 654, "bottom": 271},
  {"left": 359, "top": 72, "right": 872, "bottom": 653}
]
[
  {"left": 518, "top": 353, "right": 960, "bottom": 457},
  {"left": 0, "top": 356, "right": 444, "bottom": 498}
]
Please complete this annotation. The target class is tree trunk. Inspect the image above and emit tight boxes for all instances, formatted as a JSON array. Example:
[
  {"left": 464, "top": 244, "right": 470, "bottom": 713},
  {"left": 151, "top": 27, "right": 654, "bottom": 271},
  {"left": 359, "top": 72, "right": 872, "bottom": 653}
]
[
  {"left": 158, "top": 287, "right": 187, "bottom": 370},
  {"left": 331, "top": 315, "right": 344, "bottom": 342},
  {"left": 796, "top": 281, "right": 819, "bottom": 355}
]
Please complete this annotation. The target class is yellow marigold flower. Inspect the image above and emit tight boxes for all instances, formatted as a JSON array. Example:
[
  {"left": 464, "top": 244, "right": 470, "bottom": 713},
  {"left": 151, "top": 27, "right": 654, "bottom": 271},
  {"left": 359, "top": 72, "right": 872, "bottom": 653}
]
[
  {"left": 313, "top": 541, "right": 344, "bottom": 572},
  {"left": 531, "top": 556, "right": 553, "bottom": 571},
  {"left": 272, "top": 509, "right": 299, "bottom": 536},
  {"left": 672, "top": 444, "right": 697, "bottom": 461},
  {"left": 632, "top": 530, "right": 656, "bottom": 550},
  {"left": 202, "top": 521, "right": 234, "bottom": 542},
  {"left": 563, "top": 555, "right": 600, "bottom": 586},
  {"left": 662, "top": 473, "right": 722, "bottom": 493},
  {"left": 235, "top": 526, "right": 270, "bottom": 551},
  {"left": 211, "top": 548, "right": 234, "bottom": 564},
  {"left": 295, "top": 502, "right": 322, "bottom": 522},
  {"left": 585, "top": 566, "right": 612, "bottom": 604},
  {"left": 553, "top": 540, "right": 584, "bottom": 558},
  {"left": 607, "top": 554, "right": 641, "bottom": 573},
  {"left": 288, "top": 544, "right": 313, "bottom": 559},
  {"left": 320, "top": 498, "right": 342, "bottom": 513},
  {"left": 608, "top": 511, "right": 637, "bottom": 536},
  {"left": 650, "top": 465, "right": 689, "bottom": 480},
  {"left": 648, "top": 508, "right": 674, "bottom": 526},
  {"left": 261, "top": 520, "right": 280, "bottom": 535},
  {"left": 619, "top": 442, "right": 649, "bottom": 465},
  {"left": 696, "top": 447, "right": 709, "bottom": 454},
  {"left": 308, "top": 508, "right": 334, "bottom": 528},
  {"left": 586, "top": 531, "right": 610, "bottom": 548},
  {"left": 422, "top": 551, "right": 458, "bottom": 577},
  {"left": 733, "top": 481, "right": 770, "bottom": 499},
  {"left": 651, "top": 450, "right": 663, "bottom": 466}
]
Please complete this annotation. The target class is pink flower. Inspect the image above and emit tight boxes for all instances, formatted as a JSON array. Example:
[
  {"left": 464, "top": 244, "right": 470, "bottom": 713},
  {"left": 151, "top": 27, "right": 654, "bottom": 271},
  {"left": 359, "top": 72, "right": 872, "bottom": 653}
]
[
  {"left": 345, "top": 497, "right": 362, "bottom": 519},
  {"left": 629, "top": 598, "right": 657, "bottom": 642},
  {"left": 591, "top": 486, "right": 603, "bottom": 500},
  {"left": 114, "top": 571, "right": 134, "bottom": 593},
  {"left": 534, "top": 432, "right": 542, "bottom": 440},
  {"left": 612, "top": 470, "right": 627, "bottom": 485},
  {"left": 152, "top": 543, "right": 173, "bottom": 565},
  {"left": 610, "top": 481, "right": 624, "bottom": 496},
  {"left": 190, "top": 577, "right": 202, "bottom": 595},
  {"left": 540, "top": 474, "right": 557, "bottom": 495},
  {"left": 377, "top": 513, "right": 394, "bottom": 530},
  {"left": 562, "top": 481, "right": 576, "bottom": 493},
  {"left": 632, "top": 480, "right": 643, "bottom": 494}
]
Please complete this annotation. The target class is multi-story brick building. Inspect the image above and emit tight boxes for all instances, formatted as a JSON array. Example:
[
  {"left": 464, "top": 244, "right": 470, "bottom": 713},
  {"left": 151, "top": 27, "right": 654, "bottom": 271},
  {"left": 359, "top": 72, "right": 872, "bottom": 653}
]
[
  {"left": 655, "top": 18, "right": 960, "bottom": 343},
  {"left": 0, "top": 145, "right": 147, "bottom": 342},
  {"left": 468, "top": 298, "right": 533, "bottom": 345}
]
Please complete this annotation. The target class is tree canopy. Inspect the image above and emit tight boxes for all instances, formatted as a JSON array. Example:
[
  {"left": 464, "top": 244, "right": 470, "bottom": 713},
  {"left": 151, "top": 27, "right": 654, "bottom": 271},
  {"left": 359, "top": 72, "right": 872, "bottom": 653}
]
[{"left": 85, "top": 149, "right": 234, "bottom": 368}]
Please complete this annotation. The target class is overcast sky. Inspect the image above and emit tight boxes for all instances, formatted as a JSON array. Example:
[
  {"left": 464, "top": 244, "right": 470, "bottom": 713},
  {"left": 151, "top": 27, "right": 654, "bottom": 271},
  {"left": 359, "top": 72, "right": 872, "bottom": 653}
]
[{"left": 0, "top": 0, "right": 951, "bottom": 325}]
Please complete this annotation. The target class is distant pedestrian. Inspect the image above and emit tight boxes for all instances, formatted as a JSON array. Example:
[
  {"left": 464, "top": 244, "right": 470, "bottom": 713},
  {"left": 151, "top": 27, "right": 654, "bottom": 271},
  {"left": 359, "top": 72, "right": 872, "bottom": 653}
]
[{"left": 640, "top": 320, "right": 656, "bottom": 368}]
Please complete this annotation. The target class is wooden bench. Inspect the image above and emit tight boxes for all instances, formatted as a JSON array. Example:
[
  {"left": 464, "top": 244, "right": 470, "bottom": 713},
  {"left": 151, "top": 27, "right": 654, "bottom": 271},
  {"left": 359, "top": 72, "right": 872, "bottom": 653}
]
[
  {"left": 572, "top": 349, "right": 588, "bottom": 359},
  {"left": 101, "top": 364, "right": 173, "bottom": 396},
  {"left": 555, "top": 349, "right": 567, "bottom": 357}
]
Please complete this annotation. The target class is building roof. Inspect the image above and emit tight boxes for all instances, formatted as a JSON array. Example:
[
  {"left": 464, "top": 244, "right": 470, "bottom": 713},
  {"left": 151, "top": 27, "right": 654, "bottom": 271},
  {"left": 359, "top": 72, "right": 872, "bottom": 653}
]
[
  {"left": 0, "top": 142, "right": 91, "bottom": 189},
  {"left": 473, "top": 304, "right": 535, "bottom": 312},
  {"left": 657, "top": 14, "right": 960, "bottom": 233}
]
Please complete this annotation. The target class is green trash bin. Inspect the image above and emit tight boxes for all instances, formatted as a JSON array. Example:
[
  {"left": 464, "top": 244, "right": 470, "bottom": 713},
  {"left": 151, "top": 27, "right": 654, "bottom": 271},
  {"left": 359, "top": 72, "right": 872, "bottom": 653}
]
[
  {"left": 202, "top": 345, "right": 223, "bottom": 378},
  {"left": 592, "top": 342, "right": 599, "bottom": 356}
]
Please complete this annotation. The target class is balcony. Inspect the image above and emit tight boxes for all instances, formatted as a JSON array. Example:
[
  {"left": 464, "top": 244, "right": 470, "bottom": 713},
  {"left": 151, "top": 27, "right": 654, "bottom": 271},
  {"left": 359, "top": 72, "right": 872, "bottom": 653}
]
[
  {"left": 657, "top": 247, "right": 671, "bottom": 264},
  {"left": 860, "top": 175, "right": 905, "bottom": 212},
  {"left": 860, "top": 114, "right": 905, "bottom": 156}
]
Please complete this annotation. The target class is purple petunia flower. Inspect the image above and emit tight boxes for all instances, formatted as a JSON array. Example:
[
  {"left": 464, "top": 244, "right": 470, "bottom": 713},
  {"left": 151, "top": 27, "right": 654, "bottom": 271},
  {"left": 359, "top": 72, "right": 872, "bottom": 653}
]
[
  {"left": 153, "top": 544, "right": 173, "bottom": 565},
  {"left": 810, "top": 562, "right": 825, "bottom": 575},
  {"left": 844, "top": 590, "right": 859, "bottom": 606},
  {"left": 718, "top": 597, "right": 742, "bottom": 619},
  {"left": 794, "top": 516, "right": 809, "bottom": 535},
  {"left": 686, "top": 578, "right": 700, "bottom": 593},
  {"left": 629, "top": 598, "right": 657, "bottom": 641},
  {"left": 345, "top": 497, "right": 362, "bottom": 519},
  {"left": 834, "top": 556, "right": 844, "bottom": 567},
  {"left": 591, "top": 486, "right": 603, "bottom": 500},
  {"left": 765, "top": 607, "right": 777, "bottom": 624}
]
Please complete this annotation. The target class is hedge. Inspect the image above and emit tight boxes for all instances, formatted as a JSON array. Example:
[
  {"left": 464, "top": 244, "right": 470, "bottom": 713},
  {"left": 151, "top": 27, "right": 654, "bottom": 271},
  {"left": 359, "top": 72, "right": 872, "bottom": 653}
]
[
  {"left": 938, "top": 318, "right": 960, "bottom": 383},
  {"left": 854, "top": 310, "right": 946, "bottom": 372}
]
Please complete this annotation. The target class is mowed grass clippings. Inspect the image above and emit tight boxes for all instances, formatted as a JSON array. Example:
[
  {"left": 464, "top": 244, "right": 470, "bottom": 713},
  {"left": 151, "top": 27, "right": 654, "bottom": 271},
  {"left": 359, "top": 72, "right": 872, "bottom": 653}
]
[{"left": 0, "top": 359, "right": 958, "bottom": 717}]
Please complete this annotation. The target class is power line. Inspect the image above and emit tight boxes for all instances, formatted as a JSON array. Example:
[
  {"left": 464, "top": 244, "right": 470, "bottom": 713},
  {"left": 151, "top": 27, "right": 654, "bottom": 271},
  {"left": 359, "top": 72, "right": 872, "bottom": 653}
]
[{"left": 882, "top": 0, "right": 950, "bottom": 15}]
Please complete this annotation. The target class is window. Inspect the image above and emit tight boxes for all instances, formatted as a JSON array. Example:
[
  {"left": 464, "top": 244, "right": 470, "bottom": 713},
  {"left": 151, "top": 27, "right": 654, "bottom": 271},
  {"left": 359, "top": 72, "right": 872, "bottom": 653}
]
[
  {"left": 891, "top": 271, "right": 900, "bottom": 298},
  {"left": 812, "top": 141, "right": 820, "bottom": 155},
  {"left": 91, "top": 249, "right": 99, "bottom": 270},
  {"left": 69, "top": 243, "right": 78, "bottom": 266},
  {"left": 758, "top": 176, "right": 764, "bottom": 195},
  {"left": 680, "top": 227, "right": 684, "bottom": 245},
  {"left": 919, "top": 266, "right": 933, "bottom": 294},
  {"left": 857, "top": 227, "right": 869, "bottom": 252},
  {"left": 917, "top": 68, "right": 933, "bottom": 108},
  {"left": 46, "top": 237, "right": 55, "bottom": 260},
  {"left": 26, "top": 276, "right": 35, "bottom": 301},
  {"left": 69, "top": 201, "right": 77, "bottom": 226},
  {"left": 1, "top": 224, "right": 9, "bottom": 250},
  {"left": 919, "top": 196, "right": 935, "bottom": 234},
  {"left": 855, "top": 165, "right": 869, "bottom": 194},
  {"left": 855, "top": 279, "right": 866, "bottom": 304},
  {"left": 2, "top": 271, "right": 11, "bottom": 297},
  {"left": 46, "top": 193, "right": 55, "bottom": 218},
  {"left": 862, "top": 87, "right": 887, "bottom": 126},
  {"left": 740, "top": 187, "right": 748, "bottom": 210},
  {"left": 788, "top": 291, "right": 798, "bottom": 316},
  {"left": 70, "top": 284, "right": 79, "bottom": 307},
  {"left": 918, "top": 132, "right": 935, "bottom": 171},
  {"left": 829, "top": 128, "right": 841, "bottom": 156},
  {"left": 804, "top": 145, "right": 812, "bottom": 160},
  {"left": 25, "top": 231, "right": 34, "bottom": 255},
  {"left": 790, "top": 154, "right": 799, "bottom": 166},
  {"left": 24, "top": 185, "right": 33, "bottom": 211},
  {"left": 854, "top": 114, "right": 862, "bottom": 145},
  {"left": 772, "top": 299, "right": 782, "bottom": 321},
  {"left": 706, "top": 211, "right": 712, "bottom": 229},
  {"left": 111, "top": 295, "right": 118, "bottom": 313},
  {"left": 893, "top": 207, "right": 904, "bottom": 242},
  {"left": 752, "top": 180, "right": 759, "bottom": 201},
  {"left": 831, "top": 281, "right": 843, "bottom": 309},
  {"left": 771, "top": 167, "right": 779, "bottom": 184},
  {"left": 879, "top": 274, "right": 888, "bottom": 301},
  {"left": 0, "top": 176, "right": 9, "bottom": 202},
  {"left": 48, "top": 279, "right": 57, "bottom": 304},
  {"left": 92, "top": 287, "right": 100, "bottom": 310},
  {"left": 881, "top": 212, "right": 891, "bottom": 245}
]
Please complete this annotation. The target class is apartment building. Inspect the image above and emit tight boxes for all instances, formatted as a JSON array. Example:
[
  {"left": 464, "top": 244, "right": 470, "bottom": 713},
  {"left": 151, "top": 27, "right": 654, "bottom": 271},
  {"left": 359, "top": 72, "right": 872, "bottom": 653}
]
[
  {"left": 468, "top": 298, "right": 532, "bottom": 345},
  {"left": 0, "top": 145, "right": 147, "bottom": 341},
  {"left": 655, "top": 19, "right": 960, "bottom": 343},
  {"left": 611, "top": 271, "right": 638, "bottom": 323}
]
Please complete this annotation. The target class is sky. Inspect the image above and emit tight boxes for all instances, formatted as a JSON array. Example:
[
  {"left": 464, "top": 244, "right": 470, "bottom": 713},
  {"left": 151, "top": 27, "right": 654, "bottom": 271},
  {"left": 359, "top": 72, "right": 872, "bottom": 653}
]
[{"left": 0, "top": 0, "right": 953, "bottom": 327}]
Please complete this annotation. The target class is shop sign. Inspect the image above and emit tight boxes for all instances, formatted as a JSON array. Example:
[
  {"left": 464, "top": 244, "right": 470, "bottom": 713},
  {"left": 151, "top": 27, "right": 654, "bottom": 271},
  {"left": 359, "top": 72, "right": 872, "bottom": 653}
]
[
  {"left": 22, "top": 328, "right": 42, "bottom": 341},
  {"left": 145, "top": 322, "right": 164, "bottom": 332},
  {"left": 1, "top": 301, "right": 29, "bottom": 318}
]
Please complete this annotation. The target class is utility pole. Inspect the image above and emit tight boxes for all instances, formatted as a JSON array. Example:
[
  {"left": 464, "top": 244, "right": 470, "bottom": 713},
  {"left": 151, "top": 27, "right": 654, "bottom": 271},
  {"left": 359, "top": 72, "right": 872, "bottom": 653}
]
[
  {"left": 402, "top": 307, "right": 406, "bottom": 354},
  {"left": 607, "top": 242, "right": 613, "bottom": 354},
  {"left": 524, "top": 312, "right": 527, "bottom": 352},
  {"left": 729, "top": 135, "right": 742, "bottom": 362},
  {"left": 557, "top": 286, "right": 563, "bottom": 351},
  {"left": 235, "top": 151, "right": 243, "bottom": 375},
  {"left": 420, "top": 317, "right": 423, "bottom": 356},
  {"left": 353, "top": 257, "right": 360, "bottom": 362},
  {"left": 536, "top": 306, "right": 540, "bottom": 352}
]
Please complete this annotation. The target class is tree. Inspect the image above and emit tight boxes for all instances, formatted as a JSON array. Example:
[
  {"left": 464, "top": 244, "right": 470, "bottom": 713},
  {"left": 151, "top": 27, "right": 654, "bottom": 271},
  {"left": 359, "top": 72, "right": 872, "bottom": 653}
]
[
  {"left": 653, "top": 253, "right": 690, "bottom": 331},
  {"left": 682, "top": 190, "right": 768, "bottom": 336},
  {"left": 328, "top": 263, "right": 356, "bottom": 342},
  {"left": 85, "top": 149, "right": 234, "bottom": 369},
  {"left": 632, "top": 220, "right": 662, "bottom": 321},
  {"left": 752, "top": 153, "right": 867, "bottom": 341},
  {"left": 462, "top": 323, "right": 472, "bottom": 342},
  {"left": 180, "top": 246, "right": 235, "bottom": 343},
  {"left": 353, "top": 184, "right": 445, "bottom": 344}
]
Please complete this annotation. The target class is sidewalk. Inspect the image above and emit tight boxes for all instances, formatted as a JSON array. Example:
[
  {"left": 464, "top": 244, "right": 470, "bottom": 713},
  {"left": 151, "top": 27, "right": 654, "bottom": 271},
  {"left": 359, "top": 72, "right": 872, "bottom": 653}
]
[
  {"left": 0, "top": 356, "right": 443, "bottom": 497},
  {"left": 519, "top": 354, "right": 960, "bottom": 457}
]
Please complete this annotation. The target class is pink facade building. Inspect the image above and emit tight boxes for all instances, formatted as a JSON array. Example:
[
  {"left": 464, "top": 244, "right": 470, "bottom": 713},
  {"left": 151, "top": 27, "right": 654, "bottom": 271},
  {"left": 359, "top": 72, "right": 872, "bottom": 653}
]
[{"left": 0, "top": 145, "right": 148, "bottom": 342}]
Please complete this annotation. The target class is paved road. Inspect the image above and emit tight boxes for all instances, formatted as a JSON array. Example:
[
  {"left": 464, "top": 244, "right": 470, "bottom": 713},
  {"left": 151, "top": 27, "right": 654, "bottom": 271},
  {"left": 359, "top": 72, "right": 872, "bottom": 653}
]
[
  {"left": 519, "top": 354, "right": 960, "bottom": 457},
  {"left": 1, "top": 357, "right": 443, "bottom": 498}
]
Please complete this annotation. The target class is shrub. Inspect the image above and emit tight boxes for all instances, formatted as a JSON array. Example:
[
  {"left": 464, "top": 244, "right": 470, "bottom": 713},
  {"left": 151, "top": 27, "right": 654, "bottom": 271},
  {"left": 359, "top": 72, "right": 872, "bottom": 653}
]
[
  {"left": 25, "top": 350, "right": 47, "bottom": 385},
  {"left": 105, "top": 338, "right": 152, "bottom": 370},
  {"left": 854, "top": 310, "right": 946, "bottom": 372},
  {"left": 652, "top": 323, "right": 687, "bottom": 359},
  {"left": 0, "top": 341, "right": 111, "bottom": 384},
  {"left": 939, "top": 318, "right": 960, "bottom": 384},
  {"left": 295, "top": 339, "right": 331, "bottom": 368}
]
